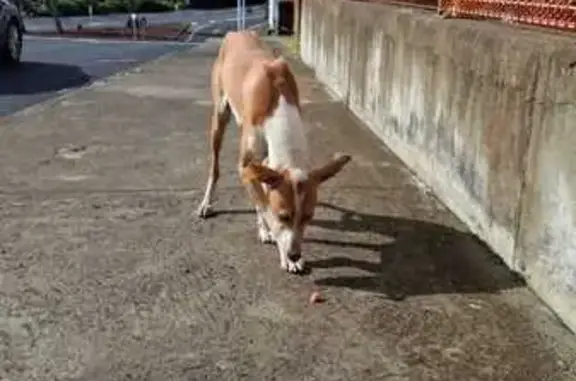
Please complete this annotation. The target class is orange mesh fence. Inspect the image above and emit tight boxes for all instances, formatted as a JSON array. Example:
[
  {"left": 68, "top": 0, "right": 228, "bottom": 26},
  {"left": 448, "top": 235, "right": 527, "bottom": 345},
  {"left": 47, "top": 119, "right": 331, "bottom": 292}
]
[
  {"left": 438, "top": 0, "right": 576, "bottom": 30},
  {"left": 352, "top": 0, "right": 575, "bottom": 31}
]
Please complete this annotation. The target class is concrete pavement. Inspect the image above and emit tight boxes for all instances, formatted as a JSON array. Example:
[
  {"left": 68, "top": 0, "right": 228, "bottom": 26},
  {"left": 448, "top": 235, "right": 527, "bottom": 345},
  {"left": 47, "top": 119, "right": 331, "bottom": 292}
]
[{"left": 0, "top": 39, "right": 575, "bottom": 381}]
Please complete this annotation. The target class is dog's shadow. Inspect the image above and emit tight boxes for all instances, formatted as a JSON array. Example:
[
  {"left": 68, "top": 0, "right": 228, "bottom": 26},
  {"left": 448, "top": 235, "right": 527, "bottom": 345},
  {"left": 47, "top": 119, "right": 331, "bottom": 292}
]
[{"left": 306, "top": 202, "right": 525, "bottom": 300}]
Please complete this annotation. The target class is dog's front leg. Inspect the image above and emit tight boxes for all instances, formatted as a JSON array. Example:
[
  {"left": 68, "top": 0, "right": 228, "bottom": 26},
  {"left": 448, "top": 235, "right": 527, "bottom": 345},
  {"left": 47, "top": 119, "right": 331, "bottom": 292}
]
[
  {"left": 256, "top": 205, "right": 275, "bottom": 244},
  {"left": 238, "top": 132, "right": 276, "bottom": 245}
]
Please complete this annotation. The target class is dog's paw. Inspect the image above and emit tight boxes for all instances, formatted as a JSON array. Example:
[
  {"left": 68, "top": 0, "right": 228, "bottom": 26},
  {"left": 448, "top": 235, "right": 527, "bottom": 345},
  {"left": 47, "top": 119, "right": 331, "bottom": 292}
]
[
  {"left": 284, "top": 258, "right": 305, "bottom": 274},
  {"left": 196, "top": 202, "right": 214, "bottom": 219},
  {"left": 258, "top": 228, "right": 275, "bottom": 244}
]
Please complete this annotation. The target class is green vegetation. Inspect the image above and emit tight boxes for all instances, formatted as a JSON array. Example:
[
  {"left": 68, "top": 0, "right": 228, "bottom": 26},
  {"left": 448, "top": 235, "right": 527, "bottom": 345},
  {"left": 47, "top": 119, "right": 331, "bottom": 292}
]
[
  {"left": 278, "top": 35, "right": 300, "bottom": 56},
  {"left": 19, "top": 0, "right": 265, "bottom": 17},
  {"left": 21, "top": 0, "right": 185, "bottom": 17}
]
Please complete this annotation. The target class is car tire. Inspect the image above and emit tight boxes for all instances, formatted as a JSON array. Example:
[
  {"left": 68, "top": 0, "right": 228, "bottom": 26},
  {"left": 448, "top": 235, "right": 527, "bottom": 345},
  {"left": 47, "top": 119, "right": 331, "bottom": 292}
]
[{"left": 0, "top": 22, "right": 23, "bottom": 66}]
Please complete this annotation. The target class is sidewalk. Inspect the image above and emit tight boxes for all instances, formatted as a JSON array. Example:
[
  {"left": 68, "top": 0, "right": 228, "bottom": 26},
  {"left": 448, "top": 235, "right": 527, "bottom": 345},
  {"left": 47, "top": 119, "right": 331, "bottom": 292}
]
[{"left": 0, "top": 39, "right": 574, "bottom": 381}]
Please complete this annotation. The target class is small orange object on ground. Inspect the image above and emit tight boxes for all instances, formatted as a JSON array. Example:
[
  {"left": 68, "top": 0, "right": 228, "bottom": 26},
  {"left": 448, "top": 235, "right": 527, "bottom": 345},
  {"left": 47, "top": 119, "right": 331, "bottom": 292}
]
[{"left": 309, "top": 291, "right": 324, "bottom": 304}]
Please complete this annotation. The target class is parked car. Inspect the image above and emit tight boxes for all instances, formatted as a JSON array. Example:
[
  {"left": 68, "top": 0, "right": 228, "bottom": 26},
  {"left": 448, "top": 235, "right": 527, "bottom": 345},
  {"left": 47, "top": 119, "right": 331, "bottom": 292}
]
[{"left": 0, "top": 0, "right": 24, "bottom": 65}]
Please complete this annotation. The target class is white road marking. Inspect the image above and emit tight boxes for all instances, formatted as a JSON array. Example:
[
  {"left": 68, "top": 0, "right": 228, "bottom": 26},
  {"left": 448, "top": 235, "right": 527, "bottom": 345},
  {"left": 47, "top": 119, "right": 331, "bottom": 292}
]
[
  {"left": 248, "top": 21, "right": 267, "bottom": 30},
  {"left": 96, "top": 58, "right": 139, "bottom": 63}
]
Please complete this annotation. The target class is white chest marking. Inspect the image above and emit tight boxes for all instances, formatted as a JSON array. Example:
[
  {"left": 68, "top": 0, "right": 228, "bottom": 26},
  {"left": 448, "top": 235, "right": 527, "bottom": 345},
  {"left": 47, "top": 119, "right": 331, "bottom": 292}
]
[{"left": 263, "top": 95, "right": 310, "bottom": 171}]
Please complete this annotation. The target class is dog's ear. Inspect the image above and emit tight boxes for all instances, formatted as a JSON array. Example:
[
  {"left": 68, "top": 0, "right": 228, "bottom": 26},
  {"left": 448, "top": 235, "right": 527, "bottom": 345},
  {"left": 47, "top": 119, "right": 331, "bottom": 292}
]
[
  {"left": 310, "top": 153, "right": 352, "bottom": 184},
  {"left": 242, "top": 162, "right": 284, "bottom": 189}
]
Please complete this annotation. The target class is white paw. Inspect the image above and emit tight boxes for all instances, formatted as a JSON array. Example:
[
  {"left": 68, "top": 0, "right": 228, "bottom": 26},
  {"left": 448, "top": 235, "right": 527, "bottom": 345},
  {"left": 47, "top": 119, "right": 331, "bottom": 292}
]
[
  {"left": 286, "top": 258, "right": 305, "bottom": 273},
  {"left": 196, "top": 202, "right": 214, "bottom": 219},
  {"left": 258, "top": 228, "right": 275, "bottom": 244}
]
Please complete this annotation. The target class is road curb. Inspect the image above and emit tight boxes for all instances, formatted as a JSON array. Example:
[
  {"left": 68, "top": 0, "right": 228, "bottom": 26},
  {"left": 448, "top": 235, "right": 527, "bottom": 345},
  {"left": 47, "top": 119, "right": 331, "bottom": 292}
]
[{"left": 24, "top": 35, "right": 193, "bottom": 46}]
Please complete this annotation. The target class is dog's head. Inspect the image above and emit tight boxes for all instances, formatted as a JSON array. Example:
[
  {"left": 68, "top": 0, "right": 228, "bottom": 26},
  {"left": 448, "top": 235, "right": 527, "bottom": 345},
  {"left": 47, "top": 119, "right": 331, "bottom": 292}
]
[{"left": 242, "top": 154, "right": 351, "bottom": 264}]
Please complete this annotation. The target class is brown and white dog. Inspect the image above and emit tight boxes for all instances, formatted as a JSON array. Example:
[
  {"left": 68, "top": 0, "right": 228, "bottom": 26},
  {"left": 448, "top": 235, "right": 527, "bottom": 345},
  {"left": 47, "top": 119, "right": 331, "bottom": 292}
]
[{"left": 196, "top": 31, "right": 351, "bottom": 273}]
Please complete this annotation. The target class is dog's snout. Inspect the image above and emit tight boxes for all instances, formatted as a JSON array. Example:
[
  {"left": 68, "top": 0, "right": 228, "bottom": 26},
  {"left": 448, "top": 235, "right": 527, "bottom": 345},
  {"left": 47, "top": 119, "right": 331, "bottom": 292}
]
[{"left": 288, "top": 252, "right": 301, "bottom": 262}]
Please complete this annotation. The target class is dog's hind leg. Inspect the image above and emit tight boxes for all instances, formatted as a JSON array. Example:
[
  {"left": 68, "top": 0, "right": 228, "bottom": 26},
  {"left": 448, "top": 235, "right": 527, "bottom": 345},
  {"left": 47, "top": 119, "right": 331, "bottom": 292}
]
[
  {"left": 196, "top": 96, "right": 230, "bottom": 218},
  {"left": 197, "top": 44, "right": 234, "bottom": 218},
  {"left": 196, "top": 94, "right": 231, "bottom": 218},
  {"left": 196, "top": 56, "right": 232, "bottom": 219}
]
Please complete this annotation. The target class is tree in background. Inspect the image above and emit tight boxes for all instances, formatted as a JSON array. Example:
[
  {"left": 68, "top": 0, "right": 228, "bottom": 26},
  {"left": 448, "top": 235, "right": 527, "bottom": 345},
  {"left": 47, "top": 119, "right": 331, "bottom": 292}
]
[
  {"left": 126, "top": 0, "right": 142, "bottom": 12},
  {"left": 18, "top": 0, "right": 258, "bottom": 20}
]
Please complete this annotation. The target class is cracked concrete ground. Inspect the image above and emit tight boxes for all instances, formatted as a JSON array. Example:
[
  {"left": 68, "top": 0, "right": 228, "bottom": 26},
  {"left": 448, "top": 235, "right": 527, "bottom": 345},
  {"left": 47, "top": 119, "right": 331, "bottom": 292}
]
[{"left": 0, "top": 39, "right": 575, "bottom": 381}]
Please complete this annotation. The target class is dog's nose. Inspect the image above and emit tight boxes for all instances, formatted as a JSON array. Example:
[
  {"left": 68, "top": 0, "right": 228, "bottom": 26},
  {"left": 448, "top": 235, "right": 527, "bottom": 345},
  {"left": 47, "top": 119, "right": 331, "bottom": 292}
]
[{"left": 288, "top": 252, "right": 301, "bottom": 262}]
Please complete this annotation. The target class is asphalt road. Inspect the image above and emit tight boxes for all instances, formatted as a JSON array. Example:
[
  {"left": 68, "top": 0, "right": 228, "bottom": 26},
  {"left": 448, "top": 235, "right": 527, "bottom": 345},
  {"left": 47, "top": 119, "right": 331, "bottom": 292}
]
[
  {"left": 0, "top": 7, "right": 266, "bottom": 117},
  {"left": 190, "top": 17, "right": 265, "bottom": 39},
  {"left": 0, "top": 37, "right": 190, "bottom": 117}
]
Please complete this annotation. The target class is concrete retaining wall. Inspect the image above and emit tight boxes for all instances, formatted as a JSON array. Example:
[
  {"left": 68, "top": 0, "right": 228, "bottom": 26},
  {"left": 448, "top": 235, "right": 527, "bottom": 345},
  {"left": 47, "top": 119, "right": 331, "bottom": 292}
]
[{"left": 299, "top": 0, "right": 576, "bottom": 332}]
